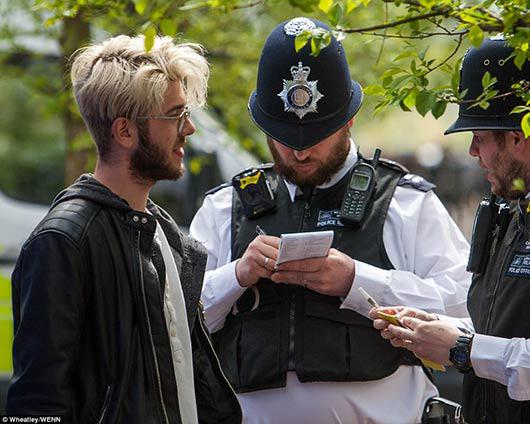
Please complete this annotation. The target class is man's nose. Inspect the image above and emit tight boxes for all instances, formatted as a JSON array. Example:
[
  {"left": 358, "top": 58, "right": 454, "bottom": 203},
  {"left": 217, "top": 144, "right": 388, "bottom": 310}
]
[
  {"left": 469, "top": 136, "right": 479, "bottom": 157},
  {"left": 293, "top": 148, "right": 311, "bottom": 161}
]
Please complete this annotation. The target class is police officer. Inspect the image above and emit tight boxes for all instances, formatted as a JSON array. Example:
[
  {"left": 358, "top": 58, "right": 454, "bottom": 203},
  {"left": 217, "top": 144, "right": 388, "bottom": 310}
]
[
  {"left": 371, "top": 38, "right": 530, "bottom": 424},
  {"left": 191, "top": 17, "right": 471, "bottom": 424}
]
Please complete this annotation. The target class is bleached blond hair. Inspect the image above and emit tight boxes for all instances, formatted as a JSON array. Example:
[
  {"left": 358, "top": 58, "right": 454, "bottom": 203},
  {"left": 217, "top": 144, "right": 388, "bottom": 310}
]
[{"left": 70, "top": 35, "right": 209, "bottom": 158}]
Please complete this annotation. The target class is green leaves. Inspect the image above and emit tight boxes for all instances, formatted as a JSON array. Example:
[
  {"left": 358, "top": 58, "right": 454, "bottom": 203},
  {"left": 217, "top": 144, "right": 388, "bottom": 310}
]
[
  {"left": 295, "top": 31, "right": 312, "bottom": 52},
  {"left": 415, "top": 90, "right": 433, "bottom": 116},
  {"left": 512, "top": 178, "right": 526, "bottom": 193},
  {"left": 144, "top": 25, "right": 156, "bottom": 52},
  {"left": 133, "top": 0, "right": 149, "bottom": 15},
  {"left": 318, "top": 0, "right": 333, "bottom": 12},
  {"left": 363, "top": 85, "right": 386, "bottom": 96},
  {"left": 522, "top": 113, "right": 530, "bottom": 138},
  {"left": 468, "top": 25, "right": 484, "bottom": 48},
  {"left": 295, "top": 28, "right": 332, "bottom": 56}
]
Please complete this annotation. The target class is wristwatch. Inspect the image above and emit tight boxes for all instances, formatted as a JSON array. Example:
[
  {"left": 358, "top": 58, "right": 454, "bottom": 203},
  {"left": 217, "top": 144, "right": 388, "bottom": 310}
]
[{"left": 449, "top": 333, "right": 474, "bottom": 373}]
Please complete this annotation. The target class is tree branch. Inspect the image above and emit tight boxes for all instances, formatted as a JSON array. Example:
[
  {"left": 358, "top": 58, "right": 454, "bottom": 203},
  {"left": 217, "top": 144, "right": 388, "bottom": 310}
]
[{"left": 340, "top": 10, "right": 449, "bottom": 33}]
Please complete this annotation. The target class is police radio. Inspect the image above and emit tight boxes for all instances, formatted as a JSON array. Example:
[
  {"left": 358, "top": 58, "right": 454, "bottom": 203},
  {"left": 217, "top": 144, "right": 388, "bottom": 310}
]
[
  {"left": 339, "top": 149, "right": 381, "bottom": 226},
  {"left": 467, "top": 195, "right": 498, "bottom": 275},
  {"left": 232, "top": 168, "right": 276, "bottom": 219}
]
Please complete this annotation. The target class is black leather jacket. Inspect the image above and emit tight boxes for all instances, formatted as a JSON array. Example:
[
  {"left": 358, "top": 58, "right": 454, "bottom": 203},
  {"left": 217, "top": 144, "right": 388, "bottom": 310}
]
[{"left": 7, "top": 175, "right": 241, "bottom": 424}]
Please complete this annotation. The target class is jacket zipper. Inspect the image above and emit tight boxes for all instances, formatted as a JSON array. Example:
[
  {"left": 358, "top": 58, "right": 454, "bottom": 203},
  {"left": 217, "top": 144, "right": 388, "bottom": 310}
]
[
  {"left": 137, "top": 232, "right": 170, "bottom": 424},
  {"left": 481, "top": 233, "right": 517, "bottom": 422},
  {"left": 287, "top": 193, "right": 314, "bottom": 370},
  {"left": 96, "top": 385, "right": 112, "bottom": 424},
  {"left": 196, "top": 306, "right": 242, "bottom": 417}
]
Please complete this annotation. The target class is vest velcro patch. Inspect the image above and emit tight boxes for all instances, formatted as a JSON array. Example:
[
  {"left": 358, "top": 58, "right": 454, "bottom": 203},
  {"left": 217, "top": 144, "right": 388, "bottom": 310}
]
[
  {"left": 317, "top": 209, "right": 344, "bottom": 228},
  {"left": 506, "top": 253, "right": 530, "bottom": 277}
]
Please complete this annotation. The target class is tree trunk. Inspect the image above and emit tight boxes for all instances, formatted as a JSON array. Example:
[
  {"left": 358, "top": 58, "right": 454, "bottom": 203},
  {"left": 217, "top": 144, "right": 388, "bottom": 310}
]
[{"left": 60, "top": 11, "right": 91, "bottom": 186}]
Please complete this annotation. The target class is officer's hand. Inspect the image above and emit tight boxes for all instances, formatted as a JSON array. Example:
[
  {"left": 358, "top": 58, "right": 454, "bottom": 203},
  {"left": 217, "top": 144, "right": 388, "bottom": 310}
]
[
  {"left": 269, "top": 248, "right": 355, "bottom": 297},
  {"left": 384, "top": 318, "right": 463, "bottom": 366},
  {"left": 369, "top": 306, "right": 439, "bottom": 346},
  {"left": 235, "top": 235, "right": 280, "bottom": 288}
]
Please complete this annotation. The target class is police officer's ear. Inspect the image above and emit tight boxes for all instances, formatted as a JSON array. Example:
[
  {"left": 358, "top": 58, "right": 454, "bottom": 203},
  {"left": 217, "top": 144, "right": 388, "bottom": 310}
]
[
  {"left": 512, "top": 131, "right": 530, "bottom": 145},
  {"left": 347, "top": 118, "right": 355, "bottom": 129}
]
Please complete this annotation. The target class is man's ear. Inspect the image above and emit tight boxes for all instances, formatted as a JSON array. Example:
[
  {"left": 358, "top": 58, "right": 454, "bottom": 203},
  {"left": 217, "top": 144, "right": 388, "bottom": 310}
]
[{"left": 111, "top": 117, "right": 138, "bottom": 150}]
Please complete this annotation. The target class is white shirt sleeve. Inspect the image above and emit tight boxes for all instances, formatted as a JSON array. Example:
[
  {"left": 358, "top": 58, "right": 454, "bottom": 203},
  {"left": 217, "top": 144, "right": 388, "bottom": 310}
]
[
  {"left": 471, "top": 335, "right": 530, "bottom": 401},
  {"left": 341, "top": 187, "right": 472, "bottom": 318},
  {"left": 189, "top": 187, "right": 246, "bottom": 332}
]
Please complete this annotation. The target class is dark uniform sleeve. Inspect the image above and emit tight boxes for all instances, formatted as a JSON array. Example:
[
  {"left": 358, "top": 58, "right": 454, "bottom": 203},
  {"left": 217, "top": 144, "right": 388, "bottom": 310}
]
[{"left": 6, "top": 232, "right": 86, "bottom": 418}]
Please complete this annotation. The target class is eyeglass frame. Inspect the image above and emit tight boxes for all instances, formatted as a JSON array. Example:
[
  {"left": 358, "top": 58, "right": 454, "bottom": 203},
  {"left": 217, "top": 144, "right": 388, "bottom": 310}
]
[{"left": 137, "top": 105, "right": 191, "bottom": 134}]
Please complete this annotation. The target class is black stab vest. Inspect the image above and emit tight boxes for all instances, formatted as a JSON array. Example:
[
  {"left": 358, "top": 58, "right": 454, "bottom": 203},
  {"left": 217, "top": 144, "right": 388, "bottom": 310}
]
[
  {"left": 212, "top": 160, "right": 422, "bottom": 393},
  {"left": 465, "top": 207, "right": 530, "bottom": 423}
]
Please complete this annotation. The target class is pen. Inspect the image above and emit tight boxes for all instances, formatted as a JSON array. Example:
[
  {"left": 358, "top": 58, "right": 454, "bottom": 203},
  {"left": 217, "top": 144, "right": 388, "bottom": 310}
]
[
  {"left": 256, "top": 225, "right": 267, "bottom": 236},
  {"left": 358, "top": 287, "right": 380, "bottom": 308}
]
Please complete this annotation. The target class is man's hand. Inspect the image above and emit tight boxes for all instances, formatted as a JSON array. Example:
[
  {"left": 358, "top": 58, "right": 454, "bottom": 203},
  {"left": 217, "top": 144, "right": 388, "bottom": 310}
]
[
  {"left": 378, "top": 315, "right": 464, "bottom": 366},
  {"left": 235, "top": 235, "right": 280, "bottom": 287},
  {"left": 269, "top": 248, "right": 355, "bottom": 297},
  {"left": 369, "top": 306, "right": 439, "bottom": 332}
]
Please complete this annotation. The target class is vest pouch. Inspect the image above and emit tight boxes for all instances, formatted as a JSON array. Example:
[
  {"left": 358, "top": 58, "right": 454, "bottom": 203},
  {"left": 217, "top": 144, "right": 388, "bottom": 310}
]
[
  {"left": 298, "top": 295, "right": 403, "bottom": 382},
  {"left": 215, "top": 302, "right": 286, "bottom": 392}
]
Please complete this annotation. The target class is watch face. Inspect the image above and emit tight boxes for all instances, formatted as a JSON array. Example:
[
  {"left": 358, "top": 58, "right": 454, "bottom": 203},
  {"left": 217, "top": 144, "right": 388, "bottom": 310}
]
[
  {"left": 450, "top": 334, "right": 473, "bottom": 372},
  {"left": 454, "top": 350, "right": 468, "bottom": 364}
]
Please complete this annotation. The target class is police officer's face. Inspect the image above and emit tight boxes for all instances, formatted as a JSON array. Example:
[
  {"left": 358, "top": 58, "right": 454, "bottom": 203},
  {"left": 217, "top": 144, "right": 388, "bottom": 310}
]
[
  {"left": 469, "top": 130, "right": 527, "bottom": 199},
  {"left": 268, "top": 123, "right": 352, "bottom": 187}
]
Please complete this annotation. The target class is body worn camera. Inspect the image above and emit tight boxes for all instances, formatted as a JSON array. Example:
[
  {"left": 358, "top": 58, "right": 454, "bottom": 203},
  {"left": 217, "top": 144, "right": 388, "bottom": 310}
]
[
  {"left": 232, "top": 168, "right": 275, "bottom": 219},
  {"left": 339, "top": 149, "right": 381, "bottom": 227},
  {"left": 467, "top": 195, "right": 509, "bottom": 275}
]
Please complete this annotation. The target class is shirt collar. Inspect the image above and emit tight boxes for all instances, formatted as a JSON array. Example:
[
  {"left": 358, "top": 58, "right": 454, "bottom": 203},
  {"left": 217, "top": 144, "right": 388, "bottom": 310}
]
[{"left": 283, "top": 138, "right": 358, "bottom": 202}]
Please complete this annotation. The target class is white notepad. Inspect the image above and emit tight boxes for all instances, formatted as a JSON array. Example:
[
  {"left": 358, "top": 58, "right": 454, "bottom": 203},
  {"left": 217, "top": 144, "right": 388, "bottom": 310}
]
[{"left": 276, "top": 230, "right": 334, "bottom": 265}]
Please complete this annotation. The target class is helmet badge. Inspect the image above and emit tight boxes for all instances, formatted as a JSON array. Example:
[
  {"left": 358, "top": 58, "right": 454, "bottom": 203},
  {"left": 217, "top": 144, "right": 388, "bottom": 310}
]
[
  {"left": 278, "top": 61, "right": 324, "bottom": 119},
  {"left": 283, "top": 17, "right": 316, "bottom": 36}
]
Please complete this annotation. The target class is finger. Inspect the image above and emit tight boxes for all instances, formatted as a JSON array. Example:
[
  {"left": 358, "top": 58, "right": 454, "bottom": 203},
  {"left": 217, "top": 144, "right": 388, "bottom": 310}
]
[
  {"left": 389, "top": 337, "right": 408, "bottom": 349},
  {"left": 275, "top": 257, "right": 325, "bottom": 273},
  {"left": 400, "top": 316, "right": 422, "bottom": 330},
  {"left": 387, "top": 324, "right": 416, "bottom": 342},
  {"left": 255, "top": 235, "right": 281, "bottom": 248},
  {"left": 270, "top": 271, "right": 316, "bottom": 285},
  {"left": 254, "top": 244, "right": 280, "bottom": 263},
  {"left": 394, "top": 308, "right": 419, "bottom": 320},
  {"left": 373, "top": 319, "right": 391, "bottom": 330},
  {"left": 370, "top": 306, "right": 400, "bottom": 317},
  {"left": 380, "top": 328, "right": 394, "bottom": 340}
]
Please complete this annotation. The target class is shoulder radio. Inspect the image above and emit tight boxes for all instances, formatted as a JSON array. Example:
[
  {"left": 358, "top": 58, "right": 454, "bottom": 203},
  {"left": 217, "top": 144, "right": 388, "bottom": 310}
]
[{"left": 340, "top": 149, "right": 381, "bottom": 226}]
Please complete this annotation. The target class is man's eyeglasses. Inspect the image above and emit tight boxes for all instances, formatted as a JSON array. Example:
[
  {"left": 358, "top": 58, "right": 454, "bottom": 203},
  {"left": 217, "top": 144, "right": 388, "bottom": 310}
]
[{"left": 138, "top": 106, "right": 191, "bottom": 134}]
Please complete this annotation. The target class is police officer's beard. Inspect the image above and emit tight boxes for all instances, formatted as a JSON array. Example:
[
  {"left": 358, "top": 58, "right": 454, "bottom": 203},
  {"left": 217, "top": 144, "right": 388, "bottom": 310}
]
[
  {"left": 268, "top": 134, "right": 351, "bottom": 187},
  {"left": 490, "top": 151, "right": 527, "bottom": 200},
  {"left": 129, "top": 125, "right": 185, "bottom": 184}
]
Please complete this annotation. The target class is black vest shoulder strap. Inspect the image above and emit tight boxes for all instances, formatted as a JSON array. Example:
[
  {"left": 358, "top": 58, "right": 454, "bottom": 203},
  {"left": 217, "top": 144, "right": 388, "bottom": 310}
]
[
  {"left": 205, "top": 163, "right": 276, "bottom": 197},
  {"left": 397, "top": 174, "right": 436, "bottom": 192}
]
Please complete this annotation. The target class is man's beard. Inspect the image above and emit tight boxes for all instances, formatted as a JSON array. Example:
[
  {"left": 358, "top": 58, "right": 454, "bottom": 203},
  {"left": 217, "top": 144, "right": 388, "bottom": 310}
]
[
  {"left": 129, "top": 125, "right": 185, "bottom": 184},
  {"left": 268, "top": 130, "right": 351, "bottom": 187},
  {"left": 489, "top": 150, "right": 527, "bottom": 200}
]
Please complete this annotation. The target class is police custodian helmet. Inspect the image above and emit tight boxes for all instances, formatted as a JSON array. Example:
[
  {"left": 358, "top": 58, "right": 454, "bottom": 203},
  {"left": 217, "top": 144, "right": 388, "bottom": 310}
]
[
  {"left": 446, "top": 37, "right": 530, "bottom": 134},
  {"left": 248, "top": 17, "right": 363, "bottom": 150}
]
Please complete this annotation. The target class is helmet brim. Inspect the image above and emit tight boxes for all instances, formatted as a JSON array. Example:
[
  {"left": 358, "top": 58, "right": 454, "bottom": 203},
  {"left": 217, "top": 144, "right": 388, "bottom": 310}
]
[{"left": 445, "top": 114, "right": 523, "bottom": 135}]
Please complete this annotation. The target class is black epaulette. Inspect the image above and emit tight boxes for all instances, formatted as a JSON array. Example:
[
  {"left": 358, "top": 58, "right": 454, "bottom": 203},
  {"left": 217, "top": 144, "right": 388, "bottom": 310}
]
[
  {"left": 377, "top": 157, "right": 410, "bottom": 174},
  {"left": 359, "top": 152, "right": 410, "bottom": 174},
  {"left": 398, "top": 174, "right": 436, "bottom": 192},
  {"left": 204, "top": 163, "right": 275, "bottom": 197},
  {"left": 204, "top": 182, "right": 232, "bottom": 197}
]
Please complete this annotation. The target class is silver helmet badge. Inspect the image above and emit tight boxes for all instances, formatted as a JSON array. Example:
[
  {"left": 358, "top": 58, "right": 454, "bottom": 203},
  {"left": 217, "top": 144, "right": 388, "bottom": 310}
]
[{"left": 278, "top": 61, "right": 324, "bottom": 119}]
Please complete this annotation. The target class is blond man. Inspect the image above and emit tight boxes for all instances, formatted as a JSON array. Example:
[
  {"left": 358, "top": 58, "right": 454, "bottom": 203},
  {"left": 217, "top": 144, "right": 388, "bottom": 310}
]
[{"left": 7, "top": 35, "right": 241, "bottom": 423}]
